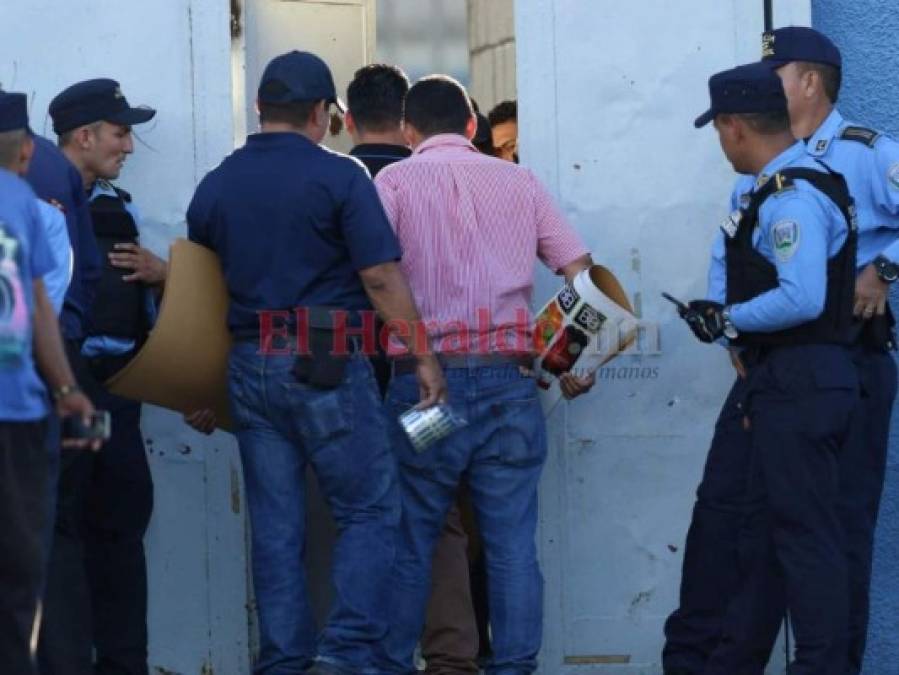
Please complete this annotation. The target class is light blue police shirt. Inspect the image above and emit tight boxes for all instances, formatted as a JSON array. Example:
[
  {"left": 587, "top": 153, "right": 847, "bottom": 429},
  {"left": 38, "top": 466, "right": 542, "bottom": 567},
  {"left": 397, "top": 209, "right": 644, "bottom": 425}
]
[
  {"left": 81, "top": 181, "right": 157, "bottom": 358},
  {"left": 706, "top": 141, "right": 848, "bottom": 333},
  {"left": 35, "top": 199, "right": 72, "bottom": 315},
  {"left": 725, "top": 108, "right": 899, "bottom": 273}
]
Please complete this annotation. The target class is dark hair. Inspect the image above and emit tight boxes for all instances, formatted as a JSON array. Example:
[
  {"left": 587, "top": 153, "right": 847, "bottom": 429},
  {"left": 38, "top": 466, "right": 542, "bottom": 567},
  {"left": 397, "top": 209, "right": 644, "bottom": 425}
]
[
  {"left": 797, "top": 61, "right": 841, "bottom": 103},
  {"left": 346, "top": 64, "right": 409, "bottom": 133},
  {"left": 734, "top": 110, "right": 792, "bottom": 134},
  {"left": 258, "top": 100, "right": 319, "bottom": 127},
  {"left": 404, "top": 75, "right": 473, "bottom": 137},
  {"left": 488, "top": 99, "right": 517, "bottom": 127}
]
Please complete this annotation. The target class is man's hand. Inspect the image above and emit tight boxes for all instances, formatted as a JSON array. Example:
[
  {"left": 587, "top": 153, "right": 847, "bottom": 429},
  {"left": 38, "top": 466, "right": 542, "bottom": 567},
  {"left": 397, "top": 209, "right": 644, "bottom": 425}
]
[
  {"left": 559, "top": 371, "right": 596, "bottom": 399},
  {"left": 854, "top": 263, "right": 888, "bottom": 320},
  {"left": 57, "top": 391, "right": 103, "bottom": 452},
  {"left": 415, "top": 354, "right": 448, "bottom": 409},
  {"left": 184, "top": 409, "right": 216, "bottom": 435},
  {"left": 109, "top": 243, "right": 168, "bottom": 285},
  {"left": 681, "top": 300, "right": 727, "bottom": 343}
]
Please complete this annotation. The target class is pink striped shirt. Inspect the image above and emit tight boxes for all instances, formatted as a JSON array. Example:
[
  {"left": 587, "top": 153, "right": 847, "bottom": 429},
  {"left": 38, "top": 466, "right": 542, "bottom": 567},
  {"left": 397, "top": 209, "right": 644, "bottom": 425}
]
[{"left": 375, "top": 134, "right": 589, "bottom": 354}]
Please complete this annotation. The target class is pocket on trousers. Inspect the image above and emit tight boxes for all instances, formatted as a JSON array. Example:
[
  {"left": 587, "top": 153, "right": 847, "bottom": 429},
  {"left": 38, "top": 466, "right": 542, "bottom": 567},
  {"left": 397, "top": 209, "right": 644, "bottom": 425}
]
[
  {"left": 283, "top": 382, "right": 354, "bottom": 443},
  {"left": 493, "top": 398, "right": 546, "bottom": 467}
]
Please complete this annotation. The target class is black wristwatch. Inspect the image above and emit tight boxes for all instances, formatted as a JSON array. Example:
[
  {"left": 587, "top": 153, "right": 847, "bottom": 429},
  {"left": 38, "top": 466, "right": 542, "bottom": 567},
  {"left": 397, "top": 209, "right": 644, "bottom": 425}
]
[{"left": 873, "top": 255, "right": 899, "bottom": 283}]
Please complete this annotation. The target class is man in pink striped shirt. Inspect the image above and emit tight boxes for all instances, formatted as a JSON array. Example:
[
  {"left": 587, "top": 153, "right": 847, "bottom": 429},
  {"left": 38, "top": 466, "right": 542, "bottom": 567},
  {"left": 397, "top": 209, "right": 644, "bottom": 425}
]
[{"left": 375, "top": 75, "right": 594, "bottom": 675}]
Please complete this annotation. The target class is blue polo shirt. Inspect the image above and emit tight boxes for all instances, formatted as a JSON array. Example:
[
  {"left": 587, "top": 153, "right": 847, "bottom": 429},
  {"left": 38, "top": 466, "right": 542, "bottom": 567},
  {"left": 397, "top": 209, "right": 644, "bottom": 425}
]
[
  {"left": 187, "top": 132, "right": 402, "bottom": 334},
  {"left": 0, "top": 169, "right": 56, "bottom": 421},
  {"left": 25, "top": 135, "right": 101, "bottom": 340}
]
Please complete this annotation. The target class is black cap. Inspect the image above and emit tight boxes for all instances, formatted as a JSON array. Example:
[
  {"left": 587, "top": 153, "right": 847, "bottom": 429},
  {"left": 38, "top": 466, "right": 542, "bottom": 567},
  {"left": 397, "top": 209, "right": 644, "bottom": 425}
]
[
  {"left": 0, "top": 91, "right": 29, "bottom": 133},
  {"left": 49, "top": 78, "right": 156, "bottom": 135},
  {"left": 694, "top": 62, "right": 788, "bottom": 128},
  {"left": 258, "top": 51, "right": 346, "bottom": 113},
  {"left": 761, "top": 26, "right": 841, "bottom": 69}
]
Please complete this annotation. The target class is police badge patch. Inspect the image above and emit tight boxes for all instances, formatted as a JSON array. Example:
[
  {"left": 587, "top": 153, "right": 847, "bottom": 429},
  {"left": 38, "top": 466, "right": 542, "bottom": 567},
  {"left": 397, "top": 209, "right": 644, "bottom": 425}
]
[
  {"left": 740, "top": 193, "right": 751, "bottom": 209},
  {"left": 772, "top": 220, "right": 800, "bottom": 262},
  {"left": 815, "top": 139, "right": 828, "bottom": 153},
  {"left": 574, "top": 303, "right": 606, "bottom": 334},
  {"left": 888, "top": 162, "right": 899, "bottom": 191},
  {"left": 557, "top": 284, "right": 580, "bottom": 314}
]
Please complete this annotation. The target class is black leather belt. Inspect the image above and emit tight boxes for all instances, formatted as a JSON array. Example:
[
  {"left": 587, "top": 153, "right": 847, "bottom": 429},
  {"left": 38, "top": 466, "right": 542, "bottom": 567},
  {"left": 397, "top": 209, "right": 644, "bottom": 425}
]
[{"left": 392, "top": 353, "right": 534, "bottom": 376}]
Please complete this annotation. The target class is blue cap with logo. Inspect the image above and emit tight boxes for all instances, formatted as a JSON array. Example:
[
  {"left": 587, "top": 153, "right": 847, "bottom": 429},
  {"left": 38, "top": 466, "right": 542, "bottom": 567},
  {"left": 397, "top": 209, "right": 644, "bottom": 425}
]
[
  {"left": 0, "top": 91, "right": 29, "bottom": 133},
  {"left": 49, "top": 78, "right": 156, "bottom": 135},
  {"left": 258, "top": 50, "right": 346, "bottom": 113},
  {"left": 694, "top": 61, "right": 788, "bottom": 128},
  {"left": 761, "top": 26, "right": 842, "bottom": 69}
]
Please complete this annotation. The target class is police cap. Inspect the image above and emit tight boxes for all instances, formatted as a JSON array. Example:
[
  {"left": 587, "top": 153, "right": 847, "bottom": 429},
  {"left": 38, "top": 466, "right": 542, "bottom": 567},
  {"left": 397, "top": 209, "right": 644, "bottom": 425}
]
[
  {"left": 0, "top": 91, "right": 29, "bottom": 133},
  {"left": 761, "top": 26, "right": 842, "bottom": 69},
  {"left": 694, "top": 62, "right": 788, "bottom": 128},
  {"left": 50, "top": 78, "right": 156, "bottom": 135}
]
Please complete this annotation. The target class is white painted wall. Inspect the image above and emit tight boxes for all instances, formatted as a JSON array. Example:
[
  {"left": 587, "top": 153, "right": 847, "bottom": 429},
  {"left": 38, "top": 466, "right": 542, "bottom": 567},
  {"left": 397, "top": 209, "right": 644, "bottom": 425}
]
[
  {"left": 1, "top": 1, "right": 247, "bottom": 671},
  {"left": 516, "top": 1, "right": 809, "bottom": 672}
]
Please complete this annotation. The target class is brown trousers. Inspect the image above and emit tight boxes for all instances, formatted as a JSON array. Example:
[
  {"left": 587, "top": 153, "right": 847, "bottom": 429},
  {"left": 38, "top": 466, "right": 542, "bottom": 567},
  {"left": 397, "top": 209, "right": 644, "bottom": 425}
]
[{"left": 421, "top": 502, "right": 480, "bottom": 674}]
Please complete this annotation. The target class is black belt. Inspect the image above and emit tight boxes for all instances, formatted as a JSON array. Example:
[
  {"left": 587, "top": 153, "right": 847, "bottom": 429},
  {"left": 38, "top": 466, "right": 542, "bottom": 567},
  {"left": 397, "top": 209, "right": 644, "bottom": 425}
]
[{"left": 392, "top": 353, "right": 533, "bottom": 377}]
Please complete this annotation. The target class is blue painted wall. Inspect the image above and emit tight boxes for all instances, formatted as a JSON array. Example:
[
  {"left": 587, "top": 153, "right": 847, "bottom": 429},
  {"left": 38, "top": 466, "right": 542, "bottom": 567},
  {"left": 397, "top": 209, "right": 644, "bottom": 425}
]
[{"left": 812, "top": 1, "right": 899, "bottom": 670}]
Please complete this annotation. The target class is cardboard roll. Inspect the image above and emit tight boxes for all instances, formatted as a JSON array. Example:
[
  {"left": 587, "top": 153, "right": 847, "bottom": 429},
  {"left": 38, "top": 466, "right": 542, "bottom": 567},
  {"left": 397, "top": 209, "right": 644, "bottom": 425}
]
[{"left": 106, "top": 238, "right": 234, "bottom": 431}]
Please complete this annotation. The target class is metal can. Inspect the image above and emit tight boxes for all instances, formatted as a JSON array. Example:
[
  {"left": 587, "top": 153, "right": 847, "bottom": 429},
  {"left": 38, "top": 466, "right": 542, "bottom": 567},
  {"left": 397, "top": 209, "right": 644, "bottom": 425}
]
[{"left": 398, "top": 404, "right": 466, "bottom": 453}]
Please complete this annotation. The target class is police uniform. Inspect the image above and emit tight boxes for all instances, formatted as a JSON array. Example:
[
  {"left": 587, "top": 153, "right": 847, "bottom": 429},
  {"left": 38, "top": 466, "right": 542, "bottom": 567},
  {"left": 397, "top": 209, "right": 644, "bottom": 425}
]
[
  {"left": 718, "top": 30, "right": 899, "bottom": 675},
  {"left": 187, "top": 51, "right": 402, "bottom": 674},
  {"left": 663, "top": 64, "right": 858, "bottom": 675},
  {"left": 0, "top": 91, "right": 58, "bottom": 675},
  {"left": 680, "top": 29, "right": 899, "bottom": 675},
  {"left": 39, "top": 79, "right": 156, "bottom": 675}
]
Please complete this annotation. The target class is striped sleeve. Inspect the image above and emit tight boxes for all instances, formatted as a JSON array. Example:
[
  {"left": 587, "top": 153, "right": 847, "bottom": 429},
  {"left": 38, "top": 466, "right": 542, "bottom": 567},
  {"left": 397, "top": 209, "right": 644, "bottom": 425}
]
[{"left": 531, "top": 172, "right": 589, "bottom": 271}]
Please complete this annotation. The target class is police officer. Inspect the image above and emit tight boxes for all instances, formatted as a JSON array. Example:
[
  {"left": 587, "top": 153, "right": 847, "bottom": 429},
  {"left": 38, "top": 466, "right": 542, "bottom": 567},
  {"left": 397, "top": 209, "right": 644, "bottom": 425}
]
[
  {"left": 722, "top": 29, "right": 899, "bottom": 675},
  {"left": 0, "top": 90, "right": 97, "bottom": 675},
  {"left": 667, "top": 63, "right": 858, "bottom": 675},
  {"left": 40, "top": 78, "right": 159, "bottom": 675},
  {"left": 187, "top": 51, "right": 445, "bottom": 675}
]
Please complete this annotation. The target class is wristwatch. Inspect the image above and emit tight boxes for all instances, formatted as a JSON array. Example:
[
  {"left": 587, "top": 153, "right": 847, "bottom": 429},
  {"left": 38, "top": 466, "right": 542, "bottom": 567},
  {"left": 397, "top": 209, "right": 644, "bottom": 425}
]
[
  {"left": 873, "top": 255, "right": 899, "bottom": 283},
  {"left": 721, "top": 306, "right": 739, "bottom": 340}
]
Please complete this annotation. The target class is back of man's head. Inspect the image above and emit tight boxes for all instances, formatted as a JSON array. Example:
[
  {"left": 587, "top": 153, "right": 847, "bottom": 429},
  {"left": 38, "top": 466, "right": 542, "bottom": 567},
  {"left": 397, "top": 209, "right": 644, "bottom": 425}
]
[
  {"left": 404, "top": 75, "right": 473, "bottom": 138},
  {"left": 347, "top": 64, "right": 409, "bottom": 133}
]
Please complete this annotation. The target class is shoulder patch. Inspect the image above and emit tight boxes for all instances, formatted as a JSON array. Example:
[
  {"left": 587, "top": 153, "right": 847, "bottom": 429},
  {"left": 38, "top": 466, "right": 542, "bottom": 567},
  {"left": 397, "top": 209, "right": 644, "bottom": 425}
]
[
  {"left": 840, "top": 125, "right": 881, "bottom": 147},
  {"left": 888, "top": 162, "right": 899, "bottom": 191},
  {"left": 771, "top": 220, "right": 801, "bottom": 262}
]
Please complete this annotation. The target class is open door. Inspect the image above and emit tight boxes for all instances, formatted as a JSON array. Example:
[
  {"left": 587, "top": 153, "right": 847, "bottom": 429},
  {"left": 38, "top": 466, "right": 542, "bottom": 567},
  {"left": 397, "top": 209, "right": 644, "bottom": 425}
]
[{"left": 234, "top": 0, "right": 376, "bottom": 151}]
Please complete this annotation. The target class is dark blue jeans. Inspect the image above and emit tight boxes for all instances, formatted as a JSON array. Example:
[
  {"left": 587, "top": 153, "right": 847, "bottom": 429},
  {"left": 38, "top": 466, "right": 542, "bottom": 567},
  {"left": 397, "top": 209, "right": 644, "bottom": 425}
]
[
  {"left": 228, "top": 343, "right": 399, "bottom": 675},
  {"left": 380, "top": 365, "right": 546, "bottom": 675}
]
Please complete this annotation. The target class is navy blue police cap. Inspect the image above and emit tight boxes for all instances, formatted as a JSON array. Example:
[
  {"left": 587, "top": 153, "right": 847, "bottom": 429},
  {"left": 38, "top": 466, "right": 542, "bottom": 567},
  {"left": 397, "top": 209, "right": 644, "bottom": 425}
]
[
  {"left": 0, "top": 91, "right": 29, "bottom": 133},
  {"left": 694, "top": 62, "right": 788, "bottom": 128},
  {"left": 761, "top": 26, "right": 842, "bottom": 69},
  {"left": 49, "top": 78, "right": 156, "bottom": 135},
  {"left": 258, "top": 50, "right": 346, "bottom": 113}
]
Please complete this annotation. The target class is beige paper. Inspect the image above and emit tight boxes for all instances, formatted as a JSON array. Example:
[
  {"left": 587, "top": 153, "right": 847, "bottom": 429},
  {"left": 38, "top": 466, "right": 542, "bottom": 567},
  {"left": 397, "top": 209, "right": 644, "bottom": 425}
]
[{"left": 106, "top": 238, "right": 234, "bottom": 431}]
